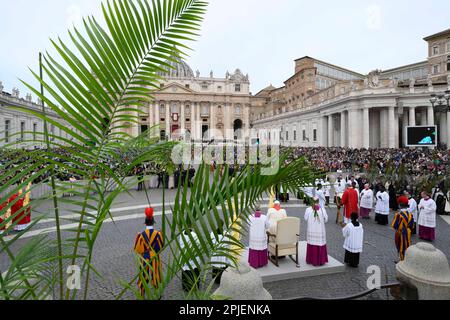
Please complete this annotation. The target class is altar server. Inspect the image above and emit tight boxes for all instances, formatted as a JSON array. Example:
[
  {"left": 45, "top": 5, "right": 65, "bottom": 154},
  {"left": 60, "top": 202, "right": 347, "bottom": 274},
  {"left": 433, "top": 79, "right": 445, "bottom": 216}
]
[
  {"left": 305, "top": 197, "right": 329, "bottom": 267},
  {"left": 248, "top": 204, "right": 270, "bottom": 269},
  {"left": 375, "top": 186, "right": 390, "bottom": 225},
  {"left": 417, "top": 191, "right": 437, "bottom": 242},
  {"left": 342, "top": 212, "right": 364, "bottom": 268}
]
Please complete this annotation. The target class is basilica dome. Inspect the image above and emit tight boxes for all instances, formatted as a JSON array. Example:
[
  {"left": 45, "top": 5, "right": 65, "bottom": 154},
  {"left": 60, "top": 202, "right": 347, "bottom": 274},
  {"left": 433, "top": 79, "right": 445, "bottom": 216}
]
[{"left": 157, "top": 57, "right": 194, "bottom": 78}]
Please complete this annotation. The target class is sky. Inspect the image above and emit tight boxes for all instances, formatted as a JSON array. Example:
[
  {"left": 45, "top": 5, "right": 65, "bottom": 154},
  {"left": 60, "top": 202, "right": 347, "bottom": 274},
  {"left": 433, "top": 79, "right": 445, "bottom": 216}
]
[{"left": 1, "top": 0, "right": 450, "bottom": 97}]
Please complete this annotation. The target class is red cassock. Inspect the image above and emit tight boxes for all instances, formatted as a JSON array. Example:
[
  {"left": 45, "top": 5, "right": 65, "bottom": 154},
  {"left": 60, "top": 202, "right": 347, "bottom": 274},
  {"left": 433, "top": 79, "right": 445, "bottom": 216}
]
[
  {"left": 341, "top": 188, "right": 359, "bottom": 219},
  {"left": 0, "top": 201, "right": 7, "bottom": 231},
  {"left": 9, "top": 194, "right": 30, "bottom": 226}
]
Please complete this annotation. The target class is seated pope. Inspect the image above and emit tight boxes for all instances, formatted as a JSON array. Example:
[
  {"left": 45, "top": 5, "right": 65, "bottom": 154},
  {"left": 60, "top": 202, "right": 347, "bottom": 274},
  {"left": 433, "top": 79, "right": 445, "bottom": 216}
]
[{"left": 267, "top": 201, "right": 288, "bottom": 234}]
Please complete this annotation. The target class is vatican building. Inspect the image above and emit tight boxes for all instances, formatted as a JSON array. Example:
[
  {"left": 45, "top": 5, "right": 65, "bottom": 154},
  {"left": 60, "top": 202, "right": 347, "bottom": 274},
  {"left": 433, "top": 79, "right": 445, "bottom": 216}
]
[
  {"left": 141, "top": 57, "right": 252, "bottom": 142},
  {"left": 2, "top": 28, "right": 450, "bottom": 150}
]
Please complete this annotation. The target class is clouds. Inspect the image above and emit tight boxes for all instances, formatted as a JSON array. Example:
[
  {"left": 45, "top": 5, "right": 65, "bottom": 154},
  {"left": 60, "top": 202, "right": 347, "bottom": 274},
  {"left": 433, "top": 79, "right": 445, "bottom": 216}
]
[{"left": 366, "top": 4, "right": 382, "bottom": 31}]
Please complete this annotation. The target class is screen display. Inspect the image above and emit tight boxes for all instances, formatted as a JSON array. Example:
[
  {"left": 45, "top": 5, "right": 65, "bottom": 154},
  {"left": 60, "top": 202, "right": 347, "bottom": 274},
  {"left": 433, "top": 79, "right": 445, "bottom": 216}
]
[{"left": 406, "top": 126, "right": 437, "bottom": 146}]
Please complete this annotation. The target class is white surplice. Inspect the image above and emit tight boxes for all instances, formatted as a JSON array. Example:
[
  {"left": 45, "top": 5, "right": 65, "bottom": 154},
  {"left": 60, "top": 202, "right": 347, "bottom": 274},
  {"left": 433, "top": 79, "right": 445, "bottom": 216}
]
[
  {"left": 418, "top": 198, "right": 437, "bottom": 228},
  {"left": 248, "top": 214, "right": 270, "bottom": 251},
  {"left": 375, "top": 191, "right": 390, "bottom": 215},
  {"left": 304, "top": 207, "right": 328, "bottom": 246},
  {"left": 210, "top": 231, "right": 231, "bottom": 267},
  {"left": 342, "top": 223, "right": 364, "bottom": 253},
  {"left": 316, "top": 189, "right": 326, "bottom": 209},
  {"left": 408, "top": 198, "right": 418, "bottom": 222},
  {"left": 360, "top": 189, "right": 374, "bottom": 209}
]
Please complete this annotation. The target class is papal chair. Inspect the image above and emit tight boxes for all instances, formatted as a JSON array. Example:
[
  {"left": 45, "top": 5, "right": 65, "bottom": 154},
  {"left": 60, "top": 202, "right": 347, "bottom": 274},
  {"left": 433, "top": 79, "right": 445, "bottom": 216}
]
[{"left": 267, "top": 217, "right": 300, "bottom": 268}]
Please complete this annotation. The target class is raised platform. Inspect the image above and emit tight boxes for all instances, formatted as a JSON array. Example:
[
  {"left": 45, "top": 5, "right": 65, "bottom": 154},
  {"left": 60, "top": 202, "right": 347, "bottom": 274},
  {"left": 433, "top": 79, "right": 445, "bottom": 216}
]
[{"left": 241, "top": 241, "right": 345, "bottom": 283}]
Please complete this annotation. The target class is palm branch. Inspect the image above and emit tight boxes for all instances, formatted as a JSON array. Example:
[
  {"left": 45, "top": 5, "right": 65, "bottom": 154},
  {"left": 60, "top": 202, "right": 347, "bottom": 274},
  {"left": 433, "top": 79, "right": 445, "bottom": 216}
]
[{"left": 1, "top": 0, "right": 208, "bottom": 300}]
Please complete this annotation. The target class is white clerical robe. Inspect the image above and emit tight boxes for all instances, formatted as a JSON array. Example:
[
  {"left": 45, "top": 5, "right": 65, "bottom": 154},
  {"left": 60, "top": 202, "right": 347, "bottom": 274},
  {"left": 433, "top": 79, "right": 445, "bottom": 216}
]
[
  {"left": 303, "top": 186, "right": 314, "bottom": 198},
  {"left": 334, "top": 181, "right": 346, "bottom": 196},
  {"left": 342, "top": 223, "right": 364, "bottom": 253},
  {"left": 304, "top": 207, "right": 328, "bottom": 246},
  {"left": 375, "top": 191, "right": 390, "bottom": 215},
  {"left": 179, "top": 231, "right": 201, "bottom": 271},
  {"left": 267, "top": 208, "right": 287, "bottom": 234},
  {"left": 316, "top": 189, "right": 326, "bottom": 209},
  {"left": 408, "top": 198, "right": 418, "bottom": 222},
  {"left": 249, "top": 214, "right": 270, "bottom": 251},
  {"left": 418, "top": 198, "right": 437, "bottom": 228},
  {"left": 210, "top": 231, "right": 231, "bottom": 267},
  {"left": 323, "top": 182, "right": 331, "bottom": 197},
  {"left": 360, "top": 189, "right": 374, "bottom": 209}
]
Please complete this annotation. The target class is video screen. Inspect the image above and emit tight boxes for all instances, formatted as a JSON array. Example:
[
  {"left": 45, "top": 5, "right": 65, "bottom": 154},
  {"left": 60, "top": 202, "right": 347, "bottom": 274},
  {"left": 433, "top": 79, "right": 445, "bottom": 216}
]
[{"left": 406, "top": 126, "right": 437, "bottom": 146}]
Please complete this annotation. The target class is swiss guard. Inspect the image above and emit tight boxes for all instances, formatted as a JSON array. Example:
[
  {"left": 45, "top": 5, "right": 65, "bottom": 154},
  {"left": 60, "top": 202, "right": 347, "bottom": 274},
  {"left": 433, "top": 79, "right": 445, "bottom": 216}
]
[
  {"left": 11, "top": 182, "right": 33, "bottom": 232},
  {"left": 134, "top": 207, "right": 164, "bottom": 298}
]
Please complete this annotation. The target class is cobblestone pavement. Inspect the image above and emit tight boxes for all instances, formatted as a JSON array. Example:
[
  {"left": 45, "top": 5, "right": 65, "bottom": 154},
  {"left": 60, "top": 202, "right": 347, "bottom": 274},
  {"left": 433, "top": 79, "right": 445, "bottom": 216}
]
[{"left": 1, "top": 189, "right": 450, "bottom": 300}]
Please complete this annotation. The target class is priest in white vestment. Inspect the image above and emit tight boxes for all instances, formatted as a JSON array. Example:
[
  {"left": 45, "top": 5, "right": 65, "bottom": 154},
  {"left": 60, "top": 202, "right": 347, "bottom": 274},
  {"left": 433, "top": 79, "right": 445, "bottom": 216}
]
[
  {"left": 418, "top": 191, "right": 437, "bottom": 242},
  {"left": 342, "top": 212, "right": 364, "bottom": 268},
  {"left": 375, "top": 186, "right": 390, "bottom": 225},
  {"left": 267, "top": 201, "right": 287, "bottom": 234},
  {"left": 405, "top": 191, "right": 418, "bottom": 235},
  {"left": 305, "top": 197, "right": 329, "bottom": 267},
  {"left": 315, "top": 184, "right": 326, "bottom": 209},
  {"left": 359, "top": 184, "right": 374, "bottom": 219},
  {"left": 248, "top": 205, "right": 270, "bottom": 269}
]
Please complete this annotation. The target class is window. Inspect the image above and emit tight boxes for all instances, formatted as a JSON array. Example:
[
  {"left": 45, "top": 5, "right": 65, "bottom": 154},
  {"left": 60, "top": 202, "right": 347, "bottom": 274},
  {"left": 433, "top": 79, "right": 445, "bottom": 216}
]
[
  {"left": 201, "top": 83, "right": 208, "bottom": 90},
  {"left": 235, "top": 105, "right": 241, "bottom": 115},
  {"left": 217, "top": 86, "right": 222, "bottom": 92},
  {"left": 33, "top": 123, "right": 37, "bottom": 140},
  {"left": 433, "top": 64, "right": 440, "bottom": 74},
  {"left": 447, "top": 56, "right": 450, "bottom": 71},
  {"left": 293, "top": 130, "right": 297, "bottom": 141},
  {"left": 235, "top": 84, "right": 241, "bottom": 92},
  {"left": 432, "top": 46, "right": 439, "bottom": 56},
  {"left": 447, "top": 41, "right": 450, "bottom": 52},
  {"left": 286, "top": 131, "right": 289, "bottom": 141},
  {"left": 20, "top": 121, "right": 25, "bottom": 140},
  {"left": 313, "top": 129, "right": 317, "bottom": 142},
  {"left": 302, "top": 130, "right": 306, "bottom": 141},
  {"left": 4, "top": 120, "right": 10, "bottom": 143}
]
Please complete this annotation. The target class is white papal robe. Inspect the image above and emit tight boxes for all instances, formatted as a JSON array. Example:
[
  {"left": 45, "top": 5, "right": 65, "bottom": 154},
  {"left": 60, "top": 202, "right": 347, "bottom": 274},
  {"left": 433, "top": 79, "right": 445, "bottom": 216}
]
[{"left": 267, "top": 208, "right": 287, "bottom": 234}]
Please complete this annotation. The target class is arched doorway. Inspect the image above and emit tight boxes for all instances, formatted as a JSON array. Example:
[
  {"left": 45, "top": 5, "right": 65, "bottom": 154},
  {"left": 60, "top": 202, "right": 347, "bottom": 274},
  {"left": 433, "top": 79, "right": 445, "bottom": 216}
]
[{"left": 233, "top": 119, "right": 243, "bottom": 139}]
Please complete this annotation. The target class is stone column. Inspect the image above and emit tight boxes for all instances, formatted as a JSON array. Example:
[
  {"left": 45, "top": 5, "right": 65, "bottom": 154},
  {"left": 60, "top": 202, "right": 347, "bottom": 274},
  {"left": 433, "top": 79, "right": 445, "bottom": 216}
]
[
  {"left": 409, "top": 107, "right": 416, "bottom": 126},
  {"left": 427, "top": 106, "right": 435, "bottom": 126},
  {"left": 348, "top": 109, "right": 361, "bottom": 148},
  {"left": 340, "top": 111, "right": 346, "bottom": 147},
  {"left": 388, "top": 106, "right": 396, "bottom": 148},
  {"left": 181, "top": 103, "right": 185, "bottom": 132},
  {"left": 447, "top": 112, "right": 450, "bottom": 150},
  {"left": 362, "top": 108, "right": 370, "bottom": 149},
  {"left": 166, "top": 103, "right": 171, "bottom": 140},
  {"left": 403, "top": 111, "right": 409, "bottom": 148},
  {"left": 197, "top": 103, "right": 202, "bottom": 139},
  {"left": 191, "top": 103, "right": 197, "bottom": 140},
  {"left": 328, "top": 115, "right": 334, "bottom": 147},
  {"left": 155, "top": 103, "right": 160, "bottom": 138},
  {"left": 210, "top": 103, "right": 216, "bottom": 140},
  {"left": 321, "top": 116, "right": 328, "bottom": 147},
  {"left": 439, "top": 112, "right": 447, "bottom": 147}
]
